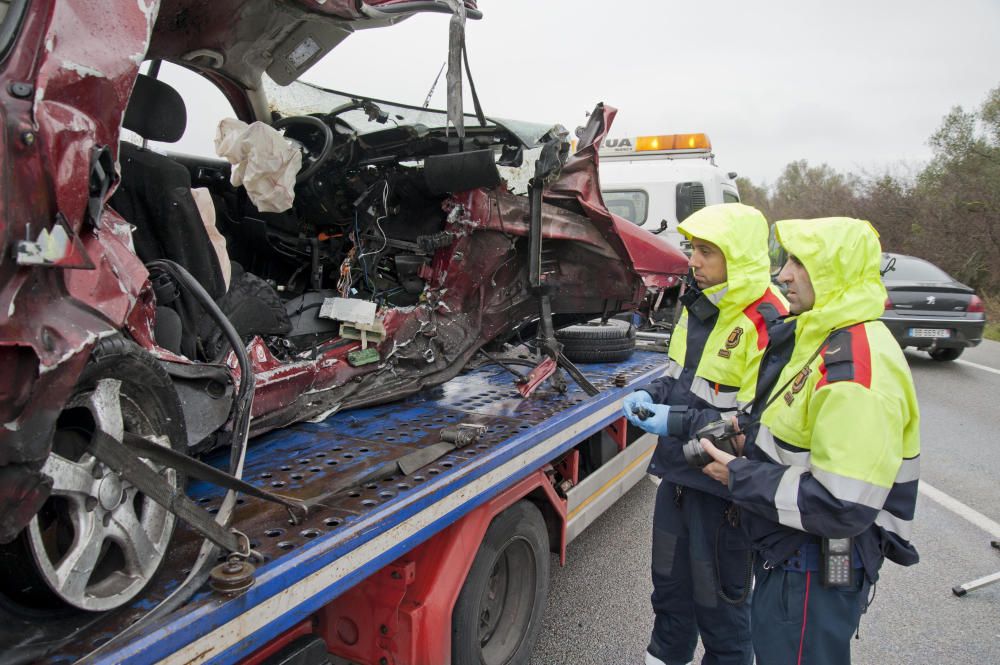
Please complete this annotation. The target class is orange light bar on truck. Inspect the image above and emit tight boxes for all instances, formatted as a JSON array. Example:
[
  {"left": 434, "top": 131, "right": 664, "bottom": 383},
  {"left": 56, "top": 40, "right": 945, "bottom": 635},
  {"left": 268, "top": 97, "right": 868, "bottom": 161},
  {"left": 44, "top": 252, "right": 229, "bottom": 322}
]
[
  {"left": 634, "top": 135, "right": 665, "bottom": 151},
  {"left": 634, "top": 133, "right": 712, "bottom": 152}
]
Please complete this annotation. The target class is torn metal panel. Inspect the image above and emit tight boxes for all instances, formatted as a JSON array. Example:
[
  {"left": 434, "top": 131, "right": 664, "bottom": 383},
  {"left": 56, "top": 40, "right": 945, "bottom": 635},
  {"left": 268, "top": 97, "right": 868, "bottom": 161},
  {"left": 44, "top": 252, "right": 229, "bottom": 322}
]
[
  {"left": 14, "top": 214, "right": 95, "bottom": 269},
  {"left": 0, "top": 465, "right": 52, "bottom": 544},
  {"left": 148, "top": 0, "right": 479, "bottom": 89},
  {"left": 546, "top": 103, "right": 688, "bottom": 286}
]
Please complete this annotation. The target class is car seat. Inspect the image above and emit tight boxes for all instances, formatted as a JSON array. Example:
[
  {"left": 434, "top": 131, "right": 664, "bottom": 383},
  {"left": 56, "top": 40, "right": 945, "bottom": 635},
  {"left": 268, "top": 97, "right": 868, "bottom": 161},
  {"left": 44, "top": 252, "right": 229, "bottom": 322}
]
[{"left": 110, "top": 73, "right": 291, "bottom": 360}]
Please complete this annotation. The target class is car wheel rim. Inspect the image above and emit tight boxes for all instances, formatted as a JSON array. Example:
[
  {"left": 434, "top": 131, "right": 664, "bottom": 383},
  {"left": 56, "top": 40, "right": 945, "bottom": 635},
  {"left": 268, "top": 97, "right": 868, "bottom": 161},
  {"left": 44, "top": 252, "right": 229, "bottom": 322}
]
[
  {"left": 25, "top": 379, "right": 177, "bottom": 611},
  {"left": 477, "top": 536, "right": 536, "bottom": 665}
]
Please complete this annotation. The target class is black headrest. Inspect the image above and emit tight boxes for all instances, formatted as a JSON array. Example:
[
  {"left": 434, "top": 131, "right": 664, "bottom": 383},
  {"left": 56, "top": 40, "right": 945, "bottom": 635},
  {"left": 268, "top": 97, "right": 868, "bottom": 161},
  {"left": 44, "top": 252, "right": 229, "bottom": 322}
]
[{"left": 123, "top": 74, "right": 187, "bottom": 143}]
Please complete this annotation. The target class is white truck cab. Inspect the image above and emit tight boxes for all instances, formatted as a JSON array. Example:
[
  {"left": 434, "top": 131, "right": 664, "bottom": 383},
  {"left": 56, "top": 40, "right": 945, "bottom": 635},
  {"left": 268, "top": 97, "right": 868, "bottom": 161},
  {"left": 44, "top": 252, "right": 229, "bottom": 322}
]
[{"left": 597, "top": 133, "right": 740, "bottom": 249}]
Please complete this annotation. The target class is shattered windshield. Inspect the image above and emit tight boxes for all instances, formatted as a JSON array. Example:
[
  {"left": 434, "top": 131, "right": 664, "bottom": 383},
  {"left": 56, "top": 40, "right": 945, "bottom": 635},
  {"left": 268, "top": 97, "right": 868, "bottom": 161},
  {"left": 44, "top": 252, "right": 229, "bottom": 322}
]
[{"left": 262, "top": 76, "right": 561, "bottom": 149}]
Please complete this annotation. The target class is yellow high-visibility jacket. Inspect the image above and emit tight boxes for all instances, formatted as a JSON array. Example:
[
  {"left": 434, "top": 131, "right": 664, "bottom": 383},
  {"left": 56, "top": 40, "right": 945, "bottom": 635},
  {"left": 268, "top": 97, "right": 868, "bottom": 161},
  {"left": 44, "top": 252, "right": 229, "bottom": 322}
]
[
  {"left": 729, "top": 217, "right": 920, "bottom": 571},
  {"left": 643, "top": 203, "right": 787, "bottom": 497}
]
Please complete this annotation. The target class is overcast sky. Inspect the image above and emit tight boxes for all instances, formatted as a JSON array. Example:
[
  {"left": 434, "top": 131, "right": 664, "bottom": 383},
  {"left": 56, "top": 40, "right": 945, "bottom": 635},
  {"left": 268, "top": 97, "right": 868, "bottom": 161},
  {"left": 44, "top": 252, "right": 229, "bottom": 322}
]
[
  {"left": 159, "top": 1, "right": 1000, "bottom": 185},
  {"left": 298, "top": 0, "right": 1000, "bottom": 185}
]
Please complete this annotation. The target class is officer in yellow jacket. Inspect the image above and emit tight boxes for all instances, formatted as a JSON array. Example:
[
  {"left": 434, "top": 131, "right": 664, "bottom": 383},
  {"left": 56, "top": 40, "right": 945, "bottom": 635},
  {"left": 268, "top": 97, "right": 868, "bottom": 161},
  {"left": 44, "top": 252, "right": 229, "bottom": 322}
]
[
  {"left": 701, "top": 217, "right": 920, "bottom": 665},
  {"left": 623, "top": 204, "right": 787, "bottom": 665}
]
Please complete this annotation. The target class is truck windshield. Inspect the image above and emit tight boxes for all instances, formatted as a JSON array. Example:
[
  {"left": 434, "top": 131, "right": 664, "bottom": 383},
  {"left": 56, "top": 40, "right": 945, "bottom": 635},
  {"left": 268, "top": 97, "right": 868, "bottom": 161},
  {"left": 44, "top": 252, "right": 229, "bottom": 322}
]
[{"left": 603, "top": 189, "right": 648, "bottom": 225}]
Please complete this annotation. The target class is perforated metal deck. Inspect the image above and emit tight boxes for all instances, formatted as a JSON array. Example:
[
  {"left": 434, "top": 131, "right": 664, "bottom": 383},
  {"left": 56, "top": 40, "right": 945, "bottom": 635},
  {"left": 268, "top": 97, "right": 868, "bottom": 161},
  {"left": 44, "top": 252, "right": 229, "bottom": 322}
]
[{"left": 43, "top": 351, "right": 668, "bottom": 665}]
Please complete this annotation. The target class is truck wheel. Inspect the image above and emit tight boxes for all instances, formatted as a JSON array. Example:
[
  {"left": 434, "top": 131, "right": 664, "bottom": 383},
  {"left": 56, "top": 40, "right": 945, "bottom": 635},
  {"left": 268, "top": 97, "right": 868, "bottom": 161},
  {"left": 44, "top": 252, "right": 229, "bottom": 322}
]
[
  {"left": 555, "top": 319, "right": 636, "bottom": 364},
  {"left": 0, "top": 338, "right": 186, "bottom": 612},
  {"left": 452, "top": 501, "right": 550, "bottom": 665},
  {"left": 928, "top": 347, "right": 963, "bottom": 362}
]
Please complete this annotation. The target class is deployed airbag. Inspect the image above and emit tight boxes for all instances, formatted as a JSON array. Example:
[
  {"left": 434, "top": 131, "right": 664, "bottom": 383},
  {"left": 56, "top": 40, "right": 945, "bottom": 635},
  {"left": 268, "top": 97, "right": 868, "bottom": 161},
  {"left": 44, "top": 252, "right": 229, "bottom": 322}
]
[{"left": 215, "top": 119, "right": 302, "bottom": 213}]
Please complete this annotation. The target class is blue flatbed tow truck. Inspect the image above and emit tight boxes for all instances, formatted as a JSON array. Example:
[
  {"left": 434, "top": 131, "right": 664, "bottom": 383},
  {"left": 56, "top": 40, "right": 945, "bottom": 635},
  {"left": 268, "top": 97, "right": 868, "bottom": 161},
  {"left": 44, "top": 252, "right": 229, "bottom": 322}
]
[{"left": 37, "top": 351, "right": 666, "bottom": 665}]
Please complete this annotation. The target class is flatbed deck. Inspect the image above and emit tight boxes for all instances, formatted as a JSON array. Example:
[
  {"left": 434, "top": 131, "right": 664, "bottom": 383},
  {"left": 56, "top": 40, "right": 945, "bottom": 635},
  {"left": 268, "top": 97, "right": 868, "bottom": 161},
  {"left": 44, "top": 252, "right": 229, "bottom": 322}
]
[{"left": 34, "top": 351, "right": 667, "bottom": 665}]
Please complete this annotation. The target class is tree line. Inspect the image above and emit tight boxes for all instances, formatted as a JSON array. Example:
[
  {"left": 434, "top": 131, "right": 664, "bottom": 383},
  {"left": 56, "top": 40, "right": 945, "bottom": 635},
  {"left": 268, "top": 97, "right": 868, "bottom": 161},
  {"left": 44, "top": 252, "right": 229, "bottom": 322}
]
[{"left": 737, "top": 85, "right": 1000, "bottom": 295}]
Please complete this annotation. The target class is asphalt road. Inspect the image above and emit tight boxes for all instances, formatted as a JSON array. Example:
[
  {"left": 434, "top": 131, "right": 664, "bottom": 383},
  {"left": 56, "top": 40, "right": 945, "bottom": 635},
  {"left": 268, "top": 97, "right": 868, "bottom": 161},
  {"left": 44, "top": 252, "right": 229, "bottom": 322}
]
[{"left": 530, "top": 340, "right": 1000, "bottom": 665}]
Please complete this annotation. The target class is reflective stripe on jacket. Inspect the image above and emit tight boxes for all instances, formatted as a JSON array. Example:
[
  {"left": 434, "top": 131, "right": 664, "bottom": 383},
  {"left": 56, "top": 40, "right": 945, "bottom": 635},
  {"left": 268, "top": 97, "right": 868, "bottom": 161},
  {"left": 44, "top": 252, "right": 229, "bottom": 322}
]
[
  {"left": 728, "top": 218, "right": 920, "bottom": 572},
  {"left": 643, "top": 204, "right": 788, "bottom": 496}
]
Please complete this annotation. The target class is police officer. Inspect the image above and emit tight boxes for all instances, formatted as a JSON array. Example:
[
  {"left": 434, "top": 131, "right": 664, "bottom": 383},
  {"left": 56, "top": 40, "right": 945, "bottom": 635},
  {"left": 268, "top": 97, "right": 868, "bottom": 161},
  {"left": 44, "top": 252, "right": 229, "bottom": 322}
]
[
  {"left": 700, "top": 217, "right": 920, "bottom": 665},
  {"left": 623, "top": 203, "right": 787, "bottom": 665}
]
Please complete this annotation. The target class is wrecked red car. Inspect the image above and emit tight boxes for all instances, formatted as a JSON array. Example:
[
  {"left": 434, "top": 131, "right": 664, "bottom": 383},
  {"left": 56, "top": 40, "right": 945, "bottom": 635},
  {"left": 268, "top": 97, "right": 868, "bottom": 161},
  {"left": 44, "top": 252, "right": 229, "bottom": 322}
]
[{"left": 0, "top": 0, "right": 686, "bottom": 612}]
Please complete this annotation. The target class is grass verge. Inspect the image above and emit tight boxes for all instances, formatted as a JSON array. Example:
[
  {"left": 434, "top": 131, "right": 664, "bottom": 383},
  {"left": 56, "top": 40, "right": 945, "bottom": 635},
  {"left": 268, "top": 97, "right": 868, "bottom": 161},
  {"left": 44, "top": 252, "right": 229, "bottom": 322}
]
[{"left": 984, "top": 293, "right": 1000, "bottom": 342}]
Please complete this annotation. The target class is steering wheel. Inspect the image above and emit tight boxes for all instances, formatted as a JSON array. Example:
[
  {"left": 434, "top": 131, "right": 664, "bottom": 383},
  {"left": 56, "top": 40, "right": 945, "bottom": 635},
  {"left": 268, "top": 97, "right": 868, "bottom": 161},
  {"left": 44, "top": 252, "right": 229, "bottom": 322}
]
[{"left": 273, "top": 115, "right": 335, "bottom": 183}]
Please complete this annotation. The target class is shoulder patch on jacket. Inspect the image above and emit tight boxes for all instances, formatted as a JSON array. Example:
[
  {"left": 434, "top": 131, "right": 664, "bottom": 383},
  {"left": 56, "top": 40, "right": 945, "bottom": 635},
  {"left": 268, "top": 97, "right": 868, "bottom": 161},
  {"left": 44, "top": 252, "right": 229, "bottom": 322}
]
[
  {"left": 816, "top": 324, "right": 872, "bottom": 389},
  {"left": 718, "top": 326, "right": 744, "bottom": 358},
  {"left": 745, "top": 289, "right": 789, "bottom": 351}
]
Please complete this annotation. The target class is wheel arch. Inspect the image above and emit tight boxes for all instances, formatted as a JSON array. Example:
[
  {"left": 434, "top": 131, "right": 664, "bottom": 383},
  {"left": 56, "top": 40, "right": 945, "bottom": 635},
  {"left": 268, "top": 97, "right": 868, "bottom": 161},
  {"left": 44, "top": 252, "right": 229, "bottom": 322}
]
[
  {"left": 314, "top": 466, "right": 567, "bottom": 665},
  {"left": 0, "top": 336, "right": 188, "bottom": 611}
]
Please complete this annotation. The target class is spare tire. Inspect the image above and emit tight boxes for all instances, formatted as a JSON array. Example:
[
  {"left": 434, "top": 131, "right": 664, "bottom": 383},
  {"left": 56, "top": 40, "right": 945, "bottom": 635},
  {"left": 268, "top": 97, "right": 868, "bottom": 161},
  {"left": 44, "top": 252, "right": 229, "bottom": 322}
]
[{"left": 555, "top": 319, "right": 636, "bottom": 364}]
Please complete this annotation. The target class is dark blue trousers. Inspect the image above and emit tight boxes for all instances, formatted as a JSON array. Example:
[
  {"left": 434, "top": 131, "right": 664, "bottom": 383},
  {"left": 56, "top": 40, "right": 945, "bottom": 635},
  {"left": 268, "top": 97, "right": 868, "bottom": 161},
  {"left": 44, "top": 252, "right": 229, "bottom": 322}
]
[
  {"left": 751, "top": 558, "right": 873, "bottom": 665},
  {"left": 649, "top": 481, "right": 753, "bottom": 665}
]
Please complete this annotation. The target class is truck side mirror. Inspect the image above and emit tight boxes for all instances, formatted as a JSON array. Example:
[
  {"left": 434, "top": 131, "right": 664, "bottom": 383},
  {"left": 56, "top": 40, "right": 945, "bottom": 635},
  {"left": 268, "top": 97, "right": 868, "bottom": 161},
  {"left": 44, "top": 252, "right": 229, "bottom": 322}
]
[{"left": 676, "top": 182, "right": 706, "bottom": 223}]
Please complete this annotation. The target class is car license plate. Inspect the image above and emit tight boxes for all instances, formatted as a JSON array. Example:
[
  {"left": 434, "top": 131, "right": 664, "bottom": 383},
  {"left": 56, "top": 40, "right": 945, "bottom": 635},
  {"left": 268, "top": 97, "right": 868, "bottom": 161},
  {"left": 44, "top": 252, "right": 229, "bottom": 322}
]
[{"left": 909, "top": 328, "right": 951, "bottom": 338}]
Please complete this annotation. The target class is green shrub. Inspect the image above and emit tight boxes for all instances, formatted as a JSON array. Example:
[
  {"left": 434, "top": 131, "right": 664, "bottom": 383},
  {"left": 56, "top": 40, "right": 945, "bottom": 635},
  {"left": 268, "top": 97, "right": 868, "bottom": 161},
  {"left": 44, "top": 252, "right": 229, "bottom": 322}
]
[{"left": 984, "top": 292, "right": 1000, "bottom": 342}]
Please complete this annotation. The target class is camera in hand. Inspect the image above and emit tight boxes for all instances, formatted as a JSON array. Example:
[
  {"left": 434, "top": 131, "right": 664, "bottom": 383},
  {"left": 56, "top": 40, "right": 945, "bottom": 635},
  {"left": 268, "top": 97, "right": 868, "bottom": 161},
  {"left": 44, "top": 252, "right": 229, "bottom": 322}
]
[
  {"left": 682, "top": 418, "right": 741, "bottom": 468},
  {"left": 631, "top": 404, "right": 654, "bottom": 421}
]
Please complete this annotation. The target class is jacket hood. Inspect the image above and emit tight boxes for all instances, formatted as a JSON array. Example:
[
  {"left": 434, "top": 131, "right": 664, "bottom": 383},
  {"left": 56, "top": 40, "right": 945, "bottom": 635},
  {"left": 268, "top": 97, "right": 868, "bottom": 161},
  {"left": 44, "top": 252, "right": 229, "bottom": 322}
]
[
  {"left": 775, "top": 217, "right": 887, "bottom": 336},
  {"left": 678, "top": 203, "right": 772, "bottom": 309}
]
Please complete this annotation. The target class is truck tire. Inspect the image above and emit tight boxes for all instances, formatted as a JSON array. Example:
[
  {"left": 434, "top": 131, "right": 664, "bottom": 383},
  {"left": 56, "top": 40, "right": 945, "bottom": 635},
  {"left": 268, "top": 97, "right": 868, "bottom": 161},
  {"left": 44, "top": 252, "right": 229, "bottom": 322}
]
[
  {"left": 452, "top": 501, "right": 550, "bottom": 665},
  {"left": 555, "top": 319, "right": 636, "bottom": 364},
  {"left": 0, "top": 337, "right": 186, "bottom": 612}
]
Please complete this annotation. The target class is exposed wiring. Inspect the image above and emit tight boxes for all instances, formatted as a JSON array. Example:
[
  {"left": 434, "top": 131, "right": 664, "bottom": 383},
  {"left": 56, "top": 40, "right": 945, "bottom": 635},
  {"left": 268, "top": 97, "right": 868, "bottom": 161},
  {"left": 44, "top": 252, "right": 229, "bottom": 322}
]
[
  {"left": 337, "top": 244, "right": 356, "bottom": 298},
  {"left": 352, "top": 209, "right": 371, "bottom": 293},
  {"left": 352, "top": 179, "right": 391, "bottom": 300},
  {"left": 357, "top": 180, "right": 390, "bottom": 262}
]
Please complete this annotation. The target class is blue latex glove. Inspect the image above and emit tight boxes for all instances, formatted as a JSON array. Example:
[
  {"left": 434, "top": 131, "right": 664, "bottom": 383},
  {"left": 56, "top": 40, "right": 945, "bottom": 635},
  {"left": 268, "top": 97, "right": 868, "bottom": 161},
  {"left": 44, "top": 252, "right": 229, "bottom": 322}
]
[{"left": 622, "top": 391, "right": 653, "bottom": 427}]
